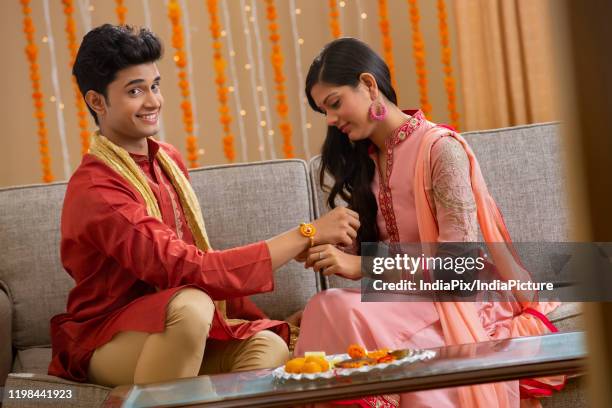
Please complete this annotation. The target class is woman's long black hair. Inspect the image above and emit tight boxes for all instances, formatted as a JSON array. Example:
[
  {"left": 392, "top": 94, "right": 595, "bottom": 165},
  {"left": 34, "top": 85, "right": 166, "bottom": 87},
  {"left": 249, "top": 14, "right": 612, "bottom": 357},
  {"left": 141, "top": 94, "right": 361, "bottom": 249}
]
[{"left": 305, "top": 38, "right": 397, "bottom": 252}]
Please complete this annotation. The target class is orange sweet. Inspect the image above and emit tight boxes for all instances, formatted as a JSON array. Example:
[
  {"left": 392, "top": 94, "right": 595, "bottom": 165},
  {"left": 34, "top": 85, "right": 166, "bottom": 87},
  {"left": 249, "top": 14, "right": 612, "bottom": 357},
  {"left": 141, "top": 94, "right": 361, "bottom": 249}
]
[
  {"left": 305, "top": 356, "right": 329, "bottom": 371},
  {"left": 302, "top": 361, "right": 323, "bottom": 374},
  {"left": 367, "top": 348, "right": 390, "bottom": 360},
  {"left": 284, "top": 357, "right": 305, "bottom": 374}
]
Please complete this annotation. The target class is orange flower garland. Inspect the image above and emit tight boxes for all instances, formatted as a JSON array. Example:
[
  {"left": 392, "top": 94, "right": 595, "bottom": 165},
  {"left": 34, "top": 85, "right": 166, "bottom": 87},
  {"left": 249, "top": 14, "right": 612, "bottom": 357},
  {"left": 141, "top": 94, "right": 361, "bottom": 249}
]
[
  {"left": 115, "top": 0, "right": 127, "bottom": 25},
  {"left": 21, "top": 0, "right": 54, "bottom": 183},
  {"left": 265, "top": 0, "right": 294, "bottom": 158},
  {"left": 437, "top": 0, "right": 460, "bottom": 130},
  {"left": 206, "top": 0, "right": 235, "bottom": 162},
  {"left": 377, "top": 0, "right": 397, "bottom": 93},
  {"left": 62, "top": 0, "right": 90, "bottom": 155},
  {"left": 167, "top": 0, "right": 199, "bottom": 167},
  {"left": 407, "top": 0, "right": 431, "bottom": 117},
  {"left": 328, "top": 0, "right": 341, "bottom": 38}
]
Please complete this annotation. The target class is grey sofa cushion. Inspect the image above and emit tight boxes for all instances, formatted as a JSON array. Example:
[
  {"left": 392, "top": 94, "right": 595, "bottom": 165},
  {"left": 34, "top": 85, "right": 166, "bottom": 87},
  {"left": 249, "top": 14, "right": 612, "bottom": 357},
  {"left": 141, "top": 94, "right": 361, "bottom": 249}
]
[
  {"left": 546, "top": 302, "right": 583, "bottom": 332},
  {"left": 12, "top": 347, "right": 52, "bottom": 375},
  {"left": 0, "top": 285, "right": 12, "bottom": 386},
  {"left": 541, "top": 376, "right": 586, "bottom": 408},
  {"left": 462, "top": 122, "right": 569, "bottom": 242},
  {"left": 0, "top": 182, "right": 73, "bottom": 349}
]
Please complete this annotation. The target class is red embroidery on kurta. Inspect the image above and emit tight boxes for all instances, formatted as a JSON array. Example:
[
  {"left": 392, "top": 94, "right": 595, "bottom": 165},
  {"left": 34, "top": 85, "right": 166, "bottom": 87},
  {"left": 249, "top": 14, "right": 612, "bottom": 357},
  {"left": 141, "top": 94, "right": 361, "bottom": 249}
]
[{"left": 378, "top": 111, "right": 425, "bottom": 242}]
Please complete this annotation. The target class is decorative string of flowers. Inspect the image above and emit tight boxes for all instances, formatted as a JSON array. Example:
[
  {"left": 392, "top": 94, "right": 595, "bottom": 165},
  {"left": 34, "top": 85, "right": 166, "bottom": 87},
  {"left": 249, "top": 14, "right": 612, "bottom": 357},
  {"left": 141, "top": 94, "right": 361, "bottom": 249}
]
[
  {"left": 264, "top": 0, "right": 294, "bottom": 158},
  {"left": 167, "top": 0, "right": 199, "bottom": 167},
  {"left": 206, "top": 0, "right": 235, "bottom": 162},
  {"left": 21, "top": 0, "right": 54, "bottom": 183},
  {"left": 288, "top": 0, "right": 311, "bottom": 158},
  {"left": 437, "top": 0, "right": 460, "bottom": 130},
  {"left": 377, "top": 0, "right": 397, "bottom": 93},
  {"left": 115, "top": 0, "right": 127, "bottom": 25},
  {"left": 407, "top": 0, "right": 431, "bottom": 117},
  {"left": 328, "top": 0, "right": 341, "bottom": 38},
  {"left": 62, "top": 0, "right": 91, "bottom": 155}
]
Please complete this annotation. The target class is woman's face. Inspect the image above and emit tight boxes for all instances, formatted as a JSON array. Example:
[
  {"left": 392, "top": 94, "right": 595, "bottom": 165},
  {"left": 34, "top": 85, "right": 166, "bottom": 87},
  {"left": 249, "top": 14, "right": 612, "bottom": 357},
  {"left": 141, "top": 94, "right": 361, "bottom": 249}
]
[{"left": 310, "top": 80, "right": 377, "bottom": 141}]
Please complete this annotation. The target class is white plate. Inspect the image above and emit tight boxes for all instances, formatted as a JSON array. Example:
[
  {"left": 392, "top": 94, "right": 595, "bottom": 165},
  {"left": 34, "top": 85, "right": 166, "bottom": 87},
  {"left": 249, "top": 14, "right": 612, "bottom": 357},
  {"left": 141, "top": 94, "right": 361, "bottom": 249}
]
[{"left": 272, "top": 349, "right": 436, "bottom": 381}]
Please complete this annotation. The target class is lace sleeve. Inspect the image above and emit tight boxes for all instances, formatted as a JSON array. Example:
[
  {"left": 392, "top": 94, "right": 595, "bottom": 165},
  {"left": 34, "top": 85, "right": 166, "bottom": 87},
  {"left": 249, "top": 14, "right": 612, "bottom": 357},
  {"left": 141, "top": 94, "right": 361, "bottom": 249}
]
[{"left": 429, "top": 136, "right": 478, "bottom": 242}]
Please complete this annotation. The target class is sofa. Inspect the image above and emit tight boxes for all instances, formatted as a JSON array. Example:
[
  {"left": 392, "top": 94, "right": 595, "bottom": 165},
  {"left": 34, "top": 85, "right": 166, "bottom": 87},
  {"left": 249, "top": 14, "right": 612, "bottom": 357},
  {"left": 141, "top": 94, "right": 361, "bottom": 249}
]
[{"left": 0, "top": 122, "right": 585, "bottom": 407}]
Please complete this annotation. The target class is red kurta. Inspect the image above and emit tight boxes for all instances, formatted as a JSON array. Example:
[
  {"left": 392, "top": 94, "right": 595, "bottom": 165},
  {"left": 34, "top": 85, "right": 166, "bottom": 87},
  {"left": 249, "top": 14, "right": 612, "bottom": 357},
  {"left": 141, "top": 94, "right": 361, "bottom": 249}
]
[{"left": 49, "top": 138, "right": 288, "bottom": 382}]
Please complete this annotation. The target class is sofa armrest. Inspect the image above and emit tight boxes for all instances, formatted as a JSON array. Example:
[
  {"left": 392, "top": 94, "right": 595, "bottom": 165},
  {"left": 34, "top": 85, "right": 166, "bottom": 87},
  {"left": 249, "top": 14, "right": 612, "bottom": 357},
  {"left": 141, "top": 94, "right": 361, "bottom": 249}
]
[{"left": 0, "top": 283, "right": 12, "bottom": 387}]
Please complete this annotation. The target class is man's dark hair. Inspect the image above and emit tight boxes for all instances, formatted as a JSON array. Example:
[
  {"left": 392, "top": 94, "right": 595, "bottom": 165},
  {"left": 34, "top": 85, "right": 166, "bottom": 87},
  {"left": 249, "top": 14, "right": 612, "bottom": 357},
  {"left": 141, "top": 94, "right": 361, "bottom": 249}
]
[{"left": 73, "top": 24, "right": 163, "bottom": 125}]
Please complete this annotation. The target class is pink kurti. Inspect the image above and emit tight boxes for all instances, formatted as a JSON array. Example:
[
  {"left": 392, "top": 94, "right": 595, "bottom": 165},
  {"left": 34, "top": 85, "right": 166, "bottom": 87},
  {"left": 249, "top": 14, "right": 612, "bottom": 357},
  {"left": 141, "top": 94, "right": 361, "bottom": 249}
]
[{"left": 296, "top": 110, "right": 518, "bottom": 407}]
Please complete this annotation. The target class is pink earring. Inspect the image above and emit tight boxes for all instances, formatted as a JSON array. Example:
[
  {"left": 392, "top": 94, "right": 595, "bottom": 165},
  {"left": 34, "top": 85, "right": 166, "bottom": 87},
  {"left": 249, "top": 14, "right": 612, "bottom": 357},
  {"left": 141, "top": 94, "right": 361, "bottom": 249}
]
[{"left": 368, "top": 100, "right": 387, "bottom": 121}]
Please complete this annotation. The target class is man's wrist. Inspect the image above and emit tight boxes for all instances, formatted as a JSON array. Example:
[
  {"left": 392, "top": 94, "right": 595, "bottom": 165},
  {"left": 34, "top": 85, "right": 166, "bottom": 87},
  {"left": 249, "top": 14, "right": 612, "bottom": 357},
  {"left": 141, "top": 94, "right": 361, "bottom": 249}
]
[{"left": 298, "top": 222, "right": 316, "bottom": 248}]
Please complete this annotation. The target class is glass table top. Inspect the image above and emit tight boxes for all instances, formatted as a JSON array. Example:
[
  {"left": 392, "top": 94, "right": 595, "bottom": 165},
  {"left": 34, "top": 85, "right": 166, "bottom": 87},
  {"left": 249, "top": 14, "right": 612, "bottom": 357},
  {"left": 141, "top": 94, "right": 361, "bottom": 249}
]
[{"left": 103, "top": 331, "right": 586, "bottom": 408}]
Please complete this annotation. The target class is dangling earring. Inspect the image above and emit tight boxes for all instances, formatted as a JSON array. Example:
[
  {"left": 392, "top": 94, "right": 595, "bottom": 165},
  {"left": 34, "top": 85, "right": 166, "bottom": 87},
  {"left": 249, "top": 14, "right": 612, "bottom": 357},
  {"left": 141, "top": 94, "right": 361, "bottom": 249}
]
[{"left": 368, "top": 100, "right": 387, "bottom": 121}]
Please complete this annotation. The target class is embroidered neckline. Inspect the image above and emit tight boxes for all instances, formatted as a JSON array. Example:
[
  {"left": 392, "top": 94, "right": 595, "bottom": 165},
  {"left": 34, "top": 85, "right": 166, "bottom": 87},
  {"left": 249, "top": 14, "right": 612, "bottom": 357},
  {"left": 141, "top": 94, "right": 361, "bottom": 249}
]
[{"left": 377, "top": 110, "right": 425, "bottom": 243}]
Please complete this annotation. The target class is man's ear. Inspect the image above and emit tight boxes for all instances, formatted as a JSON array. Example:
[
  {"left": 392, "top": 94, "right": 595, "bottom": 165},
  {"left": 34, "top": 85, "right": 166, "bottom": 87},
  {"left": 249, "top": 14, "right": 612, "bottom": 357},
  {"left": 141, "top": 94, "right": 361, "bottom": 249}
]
[
  {"left": 84, "top": 90, "right": 107, "bottom": 119},
  {"left": 359, "top": 73, "right": 379, "bottom": 101}
]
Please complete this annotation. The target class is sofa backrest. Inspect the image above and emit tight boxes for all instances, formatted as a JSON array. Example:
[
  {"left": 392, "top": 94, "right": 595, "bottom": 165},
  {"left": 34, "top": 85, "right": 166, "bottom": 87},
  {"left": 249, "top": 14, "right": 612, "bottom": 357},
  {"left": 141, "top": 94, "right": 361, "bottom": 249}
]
[
  {"left": 188, "top": 160, "right": 318, "bottom": 319},
  {"left": 309, "top": 122, "right": 570, "bottom": 288},
  {"left": 461, "top": 122, "right": 569, "bottom": 242},
  {"left": 0, "top": 159, "right": 317, "bottom": 351}
]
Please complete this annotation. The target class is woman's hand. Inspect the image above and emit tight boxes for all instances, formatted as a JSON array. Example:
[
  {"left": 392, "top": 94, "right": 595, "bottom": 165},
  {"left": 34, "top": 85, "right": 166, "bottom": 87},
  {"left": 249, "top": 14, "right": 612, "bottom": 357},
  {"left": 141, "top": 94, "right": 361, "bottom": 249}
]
[
  {"left": 312, "top": 207, "right": 360, "bottom": 247},
  {"left": 305, "top": 244, "right": 362, "bottom": 280}
]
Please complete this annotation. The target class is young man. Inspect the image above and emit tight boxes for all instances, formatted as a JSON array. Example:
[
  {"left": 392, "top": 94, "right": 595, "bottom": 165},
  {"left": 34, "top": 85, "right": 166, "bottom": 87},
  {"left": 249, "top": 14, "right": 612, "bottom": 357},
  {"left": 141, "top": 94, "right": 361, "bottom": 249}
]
[{"left": 49, "top": 24, "right": 360, "bottom": 387}]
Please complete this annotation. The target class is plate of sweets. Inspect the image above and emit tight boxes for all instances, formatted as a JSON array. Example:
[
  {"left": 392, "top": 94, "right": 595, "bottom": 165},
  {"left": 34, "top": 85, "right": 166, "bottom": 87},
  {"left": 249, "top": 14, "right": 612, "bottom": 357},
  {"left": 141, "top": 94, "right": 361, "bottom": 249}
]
[{"left": 272, "top": 344, "right": 436, "bottom": 380}]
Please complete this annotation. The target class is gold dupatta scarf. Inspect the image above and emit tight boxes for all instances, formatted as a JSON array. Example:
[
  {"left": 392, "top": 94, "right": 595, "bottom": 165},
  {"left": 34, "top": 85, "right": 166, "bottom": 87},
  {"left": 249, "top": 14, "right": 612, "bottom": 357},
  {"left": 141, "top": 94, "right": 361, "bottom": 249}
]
[{"left": 89, "top": 132, "right": 229, "bottom": 316}]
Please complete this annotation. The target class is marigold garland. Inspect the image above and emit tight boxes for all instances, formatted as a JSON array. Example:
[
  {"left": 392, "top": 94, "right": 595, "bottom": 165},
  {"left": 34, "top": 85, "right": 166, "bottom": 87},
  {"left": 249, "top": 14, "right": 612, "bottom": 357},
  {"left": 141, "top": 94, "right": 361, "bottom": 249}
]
[
  {"left": 206, "top": 0, "right": 235, "bottom": 162},
  {"left": 21, "top": 0, "right": 54, "bottom": 183},
  {"left": 265, "top": 0, "right": 294, "bottom": 158},
  {"left": 115, "top": 0, "right": 127, "bottom": 25},
  {"left": 347, "top": 344, "right": 366, "bottom": 359},
  {"left": 437, "top": 0, "right": 460, "bottom": 130},
  {"left": 328, "top": 0, "right": 341, "bottom": 38},
  {"left": 62, "top": 0, "right": 90, "bottom": 155},
  {"left": 407, "top": 0, "right": 431, "bottom": 117},
  {"left": 167, "top": 0, "right": 199, "bottom": 167},
  {"left": 377, "top": 0, "right": 397, "bottom": 93}
]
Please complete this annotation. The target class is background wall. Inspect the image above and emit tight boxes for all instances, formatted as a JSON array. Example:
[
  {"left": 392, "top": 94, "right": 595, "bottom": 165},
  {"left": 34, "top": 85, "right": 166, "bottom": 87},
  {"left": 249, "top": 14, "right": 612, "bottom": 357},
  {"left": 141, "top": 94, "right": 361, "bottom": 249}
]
[{"left": 0, "top": 0, "right": 463, "bottom": 187}]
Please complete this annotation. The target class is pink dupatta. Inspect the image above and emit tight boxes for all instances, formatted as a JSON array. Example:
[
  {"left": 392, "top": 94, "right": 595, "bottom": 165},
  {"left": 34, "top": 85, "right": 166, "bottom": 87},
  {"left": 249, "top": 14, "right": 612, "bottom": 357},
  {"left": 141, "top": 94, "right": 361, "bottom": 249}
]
[{"left": 414, "top": 126, "right": 565, "bottom": 407}]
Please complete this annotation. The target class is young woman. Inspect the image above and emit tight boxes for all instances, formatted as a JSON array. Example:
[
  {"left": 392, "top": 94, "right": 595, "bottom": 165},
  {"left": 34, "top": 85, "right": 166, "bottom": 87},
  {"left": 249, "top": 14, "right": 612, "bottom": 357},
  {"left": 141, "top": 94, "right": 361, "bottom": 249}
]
[{"left": 295, "top": 38, "right": 562, "bottom": 408}]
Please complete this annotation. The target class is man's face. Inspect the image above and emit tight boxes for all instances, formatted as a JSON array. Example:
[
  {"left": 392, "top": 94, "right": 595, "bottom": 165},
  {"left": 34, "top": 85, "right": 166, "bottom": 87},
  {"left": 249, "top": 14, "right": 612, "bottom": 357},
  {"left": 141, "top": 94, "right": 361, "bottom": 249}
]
[{"left": 100, "top": 62, "right": 163, "bottom": 141}]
